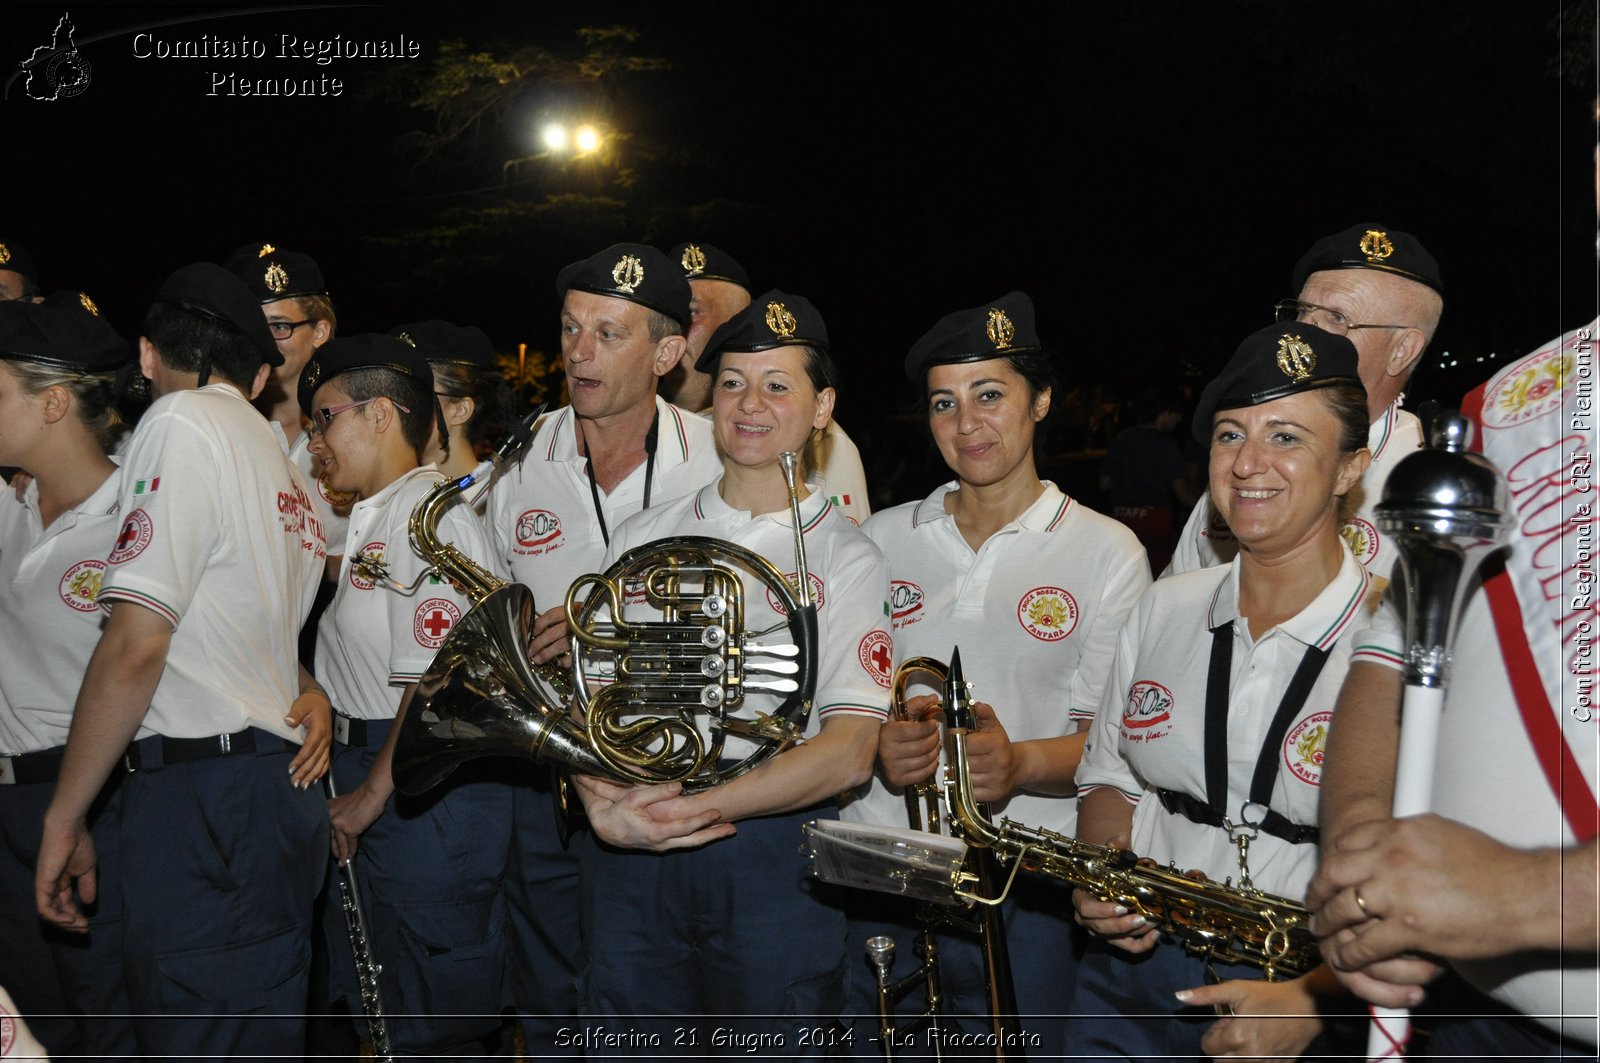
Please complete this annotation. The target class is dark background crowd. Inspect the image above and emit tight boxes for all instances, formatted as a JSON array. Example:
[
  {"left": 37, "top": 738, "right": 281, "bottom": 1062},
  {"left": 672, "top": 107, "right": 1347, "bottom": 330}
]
[{"left": 5, "top": 0, "right": 1596, "bottom": 509}]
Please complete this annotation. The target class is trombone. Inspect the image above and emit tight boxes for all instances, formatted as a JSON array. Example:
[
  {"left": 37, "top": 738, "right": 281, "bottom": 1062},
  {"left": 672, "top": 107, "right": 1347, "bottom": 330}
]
[{"left": 862, "top": 649, "right": 1023, "bottom": 1060}]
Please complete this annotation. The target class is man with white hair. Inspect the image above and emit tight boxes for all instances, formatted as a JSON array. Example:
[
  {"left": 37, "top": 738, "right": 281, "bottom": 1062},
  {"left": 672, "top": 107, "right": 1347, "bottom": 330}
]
[{"left": 1168, "top": 223, "right": 1444, "bottom": 581}]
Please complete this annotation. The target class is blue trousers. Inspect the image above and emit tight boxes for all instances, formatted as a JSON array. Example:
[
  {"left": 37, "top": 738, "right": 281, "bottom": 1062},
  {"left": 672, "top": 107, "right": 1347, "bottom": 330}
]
[
  {"left": 118, "top": 730, "right": 328, "bottom": 1062},
  {"left": 1418, "top": 972, "right": 1598, "bottom": 1059},
  {"left": 576, "top": 803, "right": 848, "bottom": 1057},
  {"left": 504, "top": 765, "right": 584, "bottom": 1054},
  {"left": 840, "top": 870, "right": 1081, "bottom": 1057},
  {"left": 0, "top": 768, "right": 134, "bottom": 1059},
  {"left": 329, "top": 720, "right": 512, "bottom": 1059}
]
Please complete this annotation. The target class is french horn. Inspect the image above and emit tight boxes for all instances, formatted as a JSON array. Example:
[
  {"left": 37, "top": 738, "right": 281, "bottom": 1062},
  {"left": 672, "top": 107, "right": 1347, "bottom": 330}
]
[{"left": 384, "top": 415, "right": 818, "bottom": 796}]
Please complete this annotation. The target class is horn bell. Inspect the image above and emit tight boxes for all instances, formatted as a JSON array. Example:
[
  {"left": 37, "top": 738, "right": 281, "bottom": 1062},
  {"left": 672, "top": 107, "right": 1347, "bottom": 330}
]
[{"left": 392, "top": 582, "right": 608, "bottom": 796}]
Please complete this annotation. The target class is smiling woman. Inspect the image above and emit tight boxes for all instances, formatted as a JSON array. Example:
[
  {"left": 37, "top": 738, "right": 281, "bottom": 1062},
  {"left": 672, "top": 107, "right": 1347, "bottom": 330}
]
[
  {"left": 1070, "top": 322, "right": 1377, "bottom": 1060},
  {"left": 569, "top": 289, "right": 892, "bottom": 1055}
]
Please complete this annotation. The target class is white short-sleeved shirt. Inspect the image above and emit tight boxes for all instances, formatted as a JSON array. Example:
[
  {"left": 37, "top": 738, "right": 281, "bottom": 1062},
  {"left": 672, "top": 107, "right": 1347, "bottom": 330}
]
[
  {"left": 814, "top": 420, "right": 872, "bottom": 526},
  {"left": 316, "top": 465, "right": 488, "bottom": 721},
  {"left": 1079, "top": 549, "right": 1373, "bottom": 900},
  {"left": 98, "top": 383, "right": 326, "bottom": 742},
  {"left": 486, "top": 397, "right": 721, "bottom": 611},
  {"left": 1168, "top": 403, "right": 1423, "bottom": 580},
  {"left": 598, "top": 479, "right": 892, "bottom": 759},
  {"left": 842, "top": 482, "right": 1150, "bottom": 836},
  {"left": 0, "top": 470, "right": 121, "bottom": 753},
  {"left": 282, "top": 423, "right": 351, "bottom": 553},
  {"left": 1353, "top": 600, "right": 1598, "bottom": 1043},
  {"left": 1351, "top": 317, "right": 1599, "bottom": 1043}
]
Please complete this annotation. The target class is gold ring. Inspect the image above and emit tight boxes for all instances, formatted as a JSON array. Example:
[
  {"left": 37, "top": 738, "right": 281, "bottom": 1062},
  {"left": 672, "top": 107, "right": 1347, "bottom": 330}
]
[{"left": 1354, "top": 887, "right": 1369, "bottom": 914}]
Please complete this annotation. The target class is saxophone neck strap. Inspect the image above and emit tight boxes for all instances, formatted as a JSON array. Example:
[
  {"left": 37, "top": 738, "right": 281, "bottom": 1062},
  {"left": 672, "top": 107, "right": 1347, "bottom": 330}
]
[{"left": 1161, "top": 623, "right": 1328, "bottom": 847}]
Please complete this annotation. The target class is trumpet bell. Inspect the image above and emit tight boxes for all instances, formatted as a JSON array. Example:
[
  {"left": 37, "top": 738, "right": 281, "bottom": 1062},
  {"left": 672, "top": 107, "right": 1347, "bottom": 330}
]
[{"left": 392, "top": 582, "right": 608, "bottom": 796}]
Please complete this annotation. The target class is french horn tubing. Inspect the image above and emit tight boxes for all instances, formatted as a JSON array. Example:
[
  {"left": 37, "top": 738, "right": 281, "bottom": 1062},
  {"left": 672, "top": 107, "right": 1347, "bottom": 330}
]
[{"left": 388, "top": 424, "right": 819, "bottom": 796}]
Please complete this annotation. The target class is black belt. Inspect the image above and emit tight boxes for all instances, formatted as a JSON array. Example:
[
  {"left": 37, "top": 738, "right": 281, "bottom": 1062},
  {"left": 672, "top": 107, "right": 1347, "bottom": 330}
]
[
  {"left": 0, "top": 746, "right": 67, "bottom": 786},
  {"left": 1155, "top": 786, "right": 1320, "bottom": 846},
  {"left": 123, "top": 727, "right": 294, "bottom": 772},
  {"left": 333, "top": 713, "right": 392, "bottom": 748}
]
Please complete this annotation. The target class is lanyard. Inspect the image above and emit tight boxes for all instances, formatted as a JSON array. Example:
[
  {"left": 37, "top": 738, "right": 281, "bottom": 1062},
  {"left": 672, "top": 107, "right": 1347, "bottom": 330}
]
[
  {"left": 578, "top": 409, "right": 659, "bottom": 548},
  {"left": 1198, "top": 623, "right": 1329, "bottom": 843}
]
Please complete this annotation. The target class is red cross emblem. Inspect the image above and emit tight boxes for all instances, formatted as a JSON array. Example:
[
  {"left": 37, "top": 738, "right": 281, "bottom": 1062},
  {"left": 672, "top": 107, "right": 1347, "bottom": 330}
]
[
  {"left": 108, "top": 509, "right": 153, "bottom": 564},
  {"left": 858, "top": 630, "right": 893, "bottom": 689},
  {"left": 413, "top": 598, "right": 461, "bottom": 649}
]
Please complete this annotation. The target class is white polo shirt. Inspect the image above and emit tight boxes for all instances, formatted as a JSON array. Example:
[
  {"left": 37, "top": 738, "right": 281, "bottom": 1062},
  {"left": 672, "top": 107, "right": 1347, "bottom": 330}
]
[
  {"left": 1079, "top": 549, "right": 1373, "bottom": 900},
  {"left": 316, "top": 465, "right": 488, "bottom": 721},
  {"left": 598, "top": 479, "right": 892, "bottom": 759},
  {"left": 0, "top": 469, "right": 122, "bottom": 753},
  {"left": 485, "top": 396, "right": 721, "bottom": 610},
  {"left": 842, "top": 482, "right": 1150, "bottom": 836},
  {"left": 1168, "top": 402, "right": 1423, "bottom": 580},
  {"left": 288, "top": 425, "right": 352, "bottom": 553},
  {"left": 98, "top": 383, "right": 326, "bottom": 742}
]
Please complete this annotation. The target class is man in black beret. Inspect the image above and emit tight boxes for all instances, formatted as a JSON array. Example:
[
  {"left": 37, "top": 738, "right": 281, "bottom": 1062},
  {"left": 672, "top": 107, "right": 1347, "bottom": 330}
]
[
  {"left": 666, "top": 241, "right": 874, "bottom": 524},
  {"left": 0, "top": 240, "right": 43, "bottom": 303},
  {"left": 483, "top": 241, "right": 722, "bottom": 1053},
  {"left": 37, "top": 261, "right": 333, "bottom": 1060},
  {"left": 224, "top": 242, "right": 348, "bottom": 566},
  {"left": 1169, "top": 223, "right": 1444, "bottom": 581},
  {"left": 663, "top": 241, "right": 753, "bottom": 410}
]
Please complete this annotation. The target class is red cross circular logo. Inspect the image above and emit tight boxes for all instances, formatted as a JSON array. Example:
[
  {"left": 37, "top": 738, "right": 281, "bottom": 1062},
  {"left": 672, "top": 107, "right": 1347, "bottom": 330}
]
[
  {"left": 109, "top": 508, "right": 153, "bottom": 564},
  {"left": 858, "top": 629, "right": 893, "bottom": 688},
  {"left": 413, "top": 598, "right": 461, "bottom": 649}
]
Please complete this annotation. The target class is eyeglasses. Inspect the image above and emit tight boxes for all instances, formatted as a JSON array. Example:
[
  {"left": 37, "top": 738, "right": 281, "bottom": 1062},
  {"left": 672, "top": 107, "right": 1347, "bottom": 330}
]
[
  {"left": 1274, "top": 300, "right": 1408, "bottom": 336},
  {"left": 267, "top": 318, "right": 316, "bottom": 340},
  {"left": 309, "top": 397, "right": 410, "bottom": 436}
]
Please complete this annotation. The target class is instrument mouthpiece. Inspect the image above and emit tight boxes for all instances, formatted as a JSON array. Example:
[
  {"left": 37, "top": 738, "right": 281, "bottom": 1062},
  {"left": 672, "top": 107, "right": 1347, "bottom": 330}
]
[
  {"left": 943, "top": 646, "right": 974, "bottom": 730},
  {"left": 493, "top": 403, "right": 547, "bottom": 464}
]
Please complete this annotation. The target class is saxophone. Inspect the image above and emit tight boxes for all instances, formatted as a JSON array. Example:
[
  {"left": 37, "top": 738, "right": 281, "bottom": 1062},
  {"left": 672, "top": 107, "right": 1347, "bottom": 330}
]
[{"left": 938, "top": 650, "right": 1318, "bottom": 981}]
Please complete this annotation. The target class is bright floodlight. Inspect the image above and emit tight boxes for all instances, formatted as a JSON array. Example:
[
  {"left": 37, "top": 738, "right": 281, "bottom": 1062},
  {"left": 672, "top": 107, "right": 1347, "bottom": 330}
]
[
  {"left": 542, "top": 123, "right": 568, "bottom": 151},
  {"left": 575, "top": 125, "right": 601, "bottom": 153}
]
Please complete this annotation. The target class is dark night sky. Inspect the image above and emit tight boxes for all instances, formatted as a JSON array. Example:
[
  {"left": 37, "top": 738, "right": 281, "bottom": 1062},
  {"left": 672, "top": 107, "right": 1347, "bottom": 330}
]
[{"left": 4, "top": 1, "right": 1596, "bottom": 494}]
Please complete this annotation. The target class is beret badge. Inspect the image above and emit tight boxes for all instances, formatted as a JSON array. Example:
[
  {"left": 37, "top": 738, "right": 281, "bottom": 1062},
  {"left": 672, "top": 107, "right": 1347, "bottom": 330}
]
[
  {"left": 986, "top": 307, "right": 1015, "bottom": 349},
  {"left": 0, "top": 244, "right": 10, "bottom": 266},
  {"left": 79, "top": 292, "right": 100, "bottom": 316},
  {"left": 264, "top": 262, "right": 290, "bottom": 295},
  {"left": 764, "top": 301, "right": 797, "bottom": 339},
  {"left": 1275, "top": 333, "right": 1316, "bottom": 382},
  {"left": 257, "top": 243, "right": 276, "bottom": 258},
  {"left": 681, "top": 244, "right": 707, "bottom": 276},
  {"left": 611, "top": 254, "right": 644, "bottom": 294},
  {"left": 394, "top": 331, "right": 416, "bottom": 347},
  {"left": 1359, "top": 229, "right": 1394, "bottom": 263},
  {"left": 302, "top": 359, "right": 322, "bottom": 393}
]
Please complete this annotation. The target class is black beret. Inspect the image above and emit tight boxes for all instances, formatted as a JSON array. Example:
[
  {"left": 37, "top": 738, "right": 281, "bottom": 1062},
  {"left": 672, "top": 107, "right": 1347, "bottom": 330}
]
[
  {"left": 298, "top": 333, "right": 434, "bottom": 416},
  {"left": 222, "top": 241, "right": 330, "bottom": 303},
  {"left": 556, "top": 243, "right": 691, "bottom": 327},
  {"left": 669, "top": 242, "right": 752, "bottom": 291},
  {"left": 1290, "top": 223, "right": 1442, "bottom": 296},
  {"left": 696, "top": 290, "right": 827, "bottom": 373},
  {"left": 1192, "top": 323, "right": 1365, "bottom": 443},
  {"left": 904, "top": 291, "right": 1043, "bottom": 384},
  {"left": 0, "top": 294, "right": 129, "bottom": 372},
  {"left": 0, "top": 240, "right": 38, "bottom": 285},
  {"left": 389, "top": 319, "right": 498, "bottom": 371},
  {"left": 155, "top": 263, "right": 282, "bottom": 368}
]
